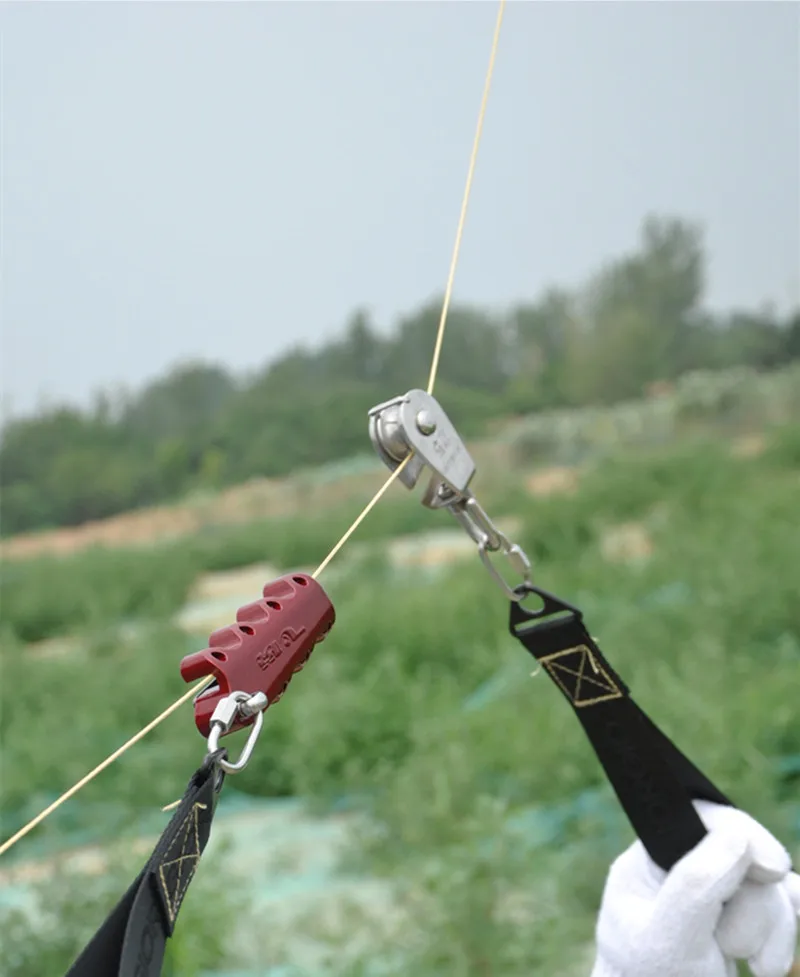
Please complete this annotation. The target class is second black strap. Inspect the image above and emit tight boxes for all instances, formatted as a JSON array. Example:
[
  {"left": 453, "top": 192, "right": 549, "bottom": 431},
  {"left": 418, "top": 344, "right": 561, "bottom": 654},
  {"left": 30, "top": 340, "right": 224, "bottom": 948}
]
[{"left": 509, "top": 585, "right": 733, "bottom": 872}]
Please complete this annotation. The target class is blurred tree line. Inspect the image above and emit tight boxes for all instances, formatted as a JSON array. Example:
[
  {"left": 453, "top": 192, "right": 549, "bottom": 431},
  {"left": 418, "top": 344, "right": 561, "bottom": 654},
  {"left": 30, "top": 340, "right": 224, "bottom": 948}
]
[{"left": 2, "top": 215, "right": 798, "bottom": 535}]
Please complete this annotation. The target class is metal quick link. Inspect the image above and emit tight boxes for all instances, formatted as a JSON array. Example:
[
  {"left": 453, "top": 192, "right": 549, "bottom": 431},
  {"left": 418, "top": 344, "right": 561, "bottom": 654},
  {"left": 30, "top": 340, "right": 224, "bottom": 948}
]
[{"left": 368, "top": 389, "right": 533, "bottom": 600}]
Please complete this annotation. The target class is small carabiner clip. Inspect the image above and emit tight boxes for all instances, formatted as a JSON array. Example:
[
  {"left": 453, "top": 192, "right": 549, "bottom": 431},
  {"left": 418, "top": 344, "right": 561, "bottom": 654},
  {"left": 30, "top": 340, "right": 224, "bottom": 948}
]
[{"left": 206, "top": 691, "right": 267, "bottom": 774}]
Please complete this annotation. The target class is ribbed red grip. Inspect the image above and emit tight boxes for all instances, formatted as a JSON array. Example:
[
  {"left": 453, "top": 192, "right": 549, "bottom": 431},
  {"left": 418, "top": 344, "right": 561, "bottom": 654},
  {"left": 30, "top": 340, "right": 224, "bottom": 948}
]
[{"left": 180, "top": 573, "right": 335, "bottom": 737}]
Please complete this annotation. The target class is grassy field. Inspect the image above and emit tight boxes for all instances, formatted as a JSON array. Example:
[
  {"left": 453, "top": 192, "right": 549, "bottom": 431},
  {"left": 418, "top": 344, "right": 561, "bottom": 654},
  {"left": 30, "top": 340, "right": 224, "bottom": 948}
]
[{"left": 1, "top": 420, "right": 799, "bottom": 976}]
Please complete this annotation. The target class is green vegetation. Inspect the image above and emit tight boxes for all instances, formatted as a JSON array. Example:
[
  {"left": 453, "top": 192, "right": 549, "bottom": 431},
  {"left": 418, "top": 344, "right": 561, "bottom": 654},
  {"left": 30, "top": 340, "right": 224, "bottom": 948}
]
[
  {"left": 2, "top": 214, "right": 799, "bottom": 534},
  {"left": 509, "top": 363, "right": 800, "bottom": 466},
  {"left": 1, "top": 428, "right": 798, "bottom": 975}
]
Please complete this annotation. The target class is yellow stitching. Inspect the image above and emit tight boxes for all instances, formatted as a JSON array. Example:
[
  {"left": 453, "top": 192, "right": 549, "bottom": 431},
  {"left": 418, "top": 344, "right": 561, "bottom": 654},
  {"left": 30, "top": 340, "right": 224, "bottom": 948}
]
[
  {"left": 539, "top": 645, "right": 623, "bottom": 708},
  {"left": 573, "top": 646, "right": 588, "bottom": 702},
  {"left": 175, "top": 802, "right": 207, "bottom": 911},
  {"left": 547, "top": 661, "right": 619, "bottom": 696},
  {"left": 177, "top": 802, "right": 194, "bottom": 900},
  {"left": 544, "top": 658, "right": 621, "bottom": 704},
  {"left": 158, "top": 812, "right": 195, "bottom": 922},
  {"left": 158, "top": 802, "right": 207, "bottom": 923}
]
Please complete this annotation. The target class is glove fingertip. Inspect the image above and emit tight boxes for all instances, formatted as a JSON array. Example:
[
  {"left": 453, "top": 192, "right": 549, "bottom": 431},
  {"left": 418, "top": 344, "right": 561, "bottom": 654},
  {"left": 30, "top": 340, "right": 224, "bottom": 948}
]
[
  {"left": 745, "top": 888, "right": 797, "bottom": 977},
  {"left": 748, "top": 863, "right": 793, "bottom": 885}
]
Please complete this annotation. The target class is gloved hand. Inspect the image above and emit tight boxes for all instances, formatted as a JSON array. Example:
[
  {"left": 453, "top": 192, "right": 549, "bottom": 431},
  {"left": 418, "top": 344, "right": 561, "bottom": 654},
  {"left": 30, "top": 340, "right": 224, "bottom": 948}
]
[{"left": 591, "top": 800, "right": 800, "bottom": 977}]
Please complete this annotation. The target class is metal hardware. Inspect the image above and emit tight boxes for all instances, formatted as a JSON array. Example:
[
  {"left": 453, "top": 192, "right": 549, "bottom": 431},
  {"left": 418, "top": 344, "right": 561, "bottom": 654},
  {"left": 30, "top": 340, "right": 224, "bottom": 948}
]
[
  {"left": 368, "top": 389, "right": 476, "bottom": 506},
  {"left": 415, "top": 409, "right": 437, "bottom": 436},
  {"left": 449, "top": 495, "right": 504, "bottom": 549},
  {"left": 206, "top": 691, "right": 267, "bottom": 774},
  {"left": 478, "top": 537, "right": 533, "bottom": 602},
  {"left": 368, "top": 390, "right": 533, "bottom": 599}
]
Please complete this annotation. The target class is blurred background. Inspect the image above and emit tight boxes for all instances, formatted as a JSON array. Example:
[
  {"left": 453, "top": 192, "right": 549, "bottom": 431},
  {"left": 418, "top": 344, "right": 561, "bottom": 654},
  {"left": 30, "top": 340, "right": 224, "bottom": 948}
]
[{"left": 1, "top": 2, "right": 798, "bottom": 975}]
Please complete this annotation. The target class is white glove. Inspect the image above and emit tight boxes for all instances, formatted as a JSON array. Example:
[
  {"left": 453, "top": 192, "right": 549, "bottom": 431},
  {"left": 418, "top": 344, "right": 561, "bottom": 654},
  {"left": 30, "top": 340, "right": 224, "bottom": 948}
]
[{"left": 591, "top": 800, "right": 800, "bottom": 977}]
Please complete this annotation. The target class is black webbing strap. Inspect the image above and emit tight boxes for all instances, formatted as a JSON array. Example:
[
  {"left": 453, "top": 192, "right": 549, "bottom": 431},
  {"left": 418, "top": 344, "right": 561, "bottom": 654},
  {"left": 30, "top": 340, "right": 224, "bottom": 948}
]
[
  {"left": 509, "top": 585, "right": 733, "bottom": 871},
  {"left": 65, "top": 755, "right": 224, "bottom": 977}
]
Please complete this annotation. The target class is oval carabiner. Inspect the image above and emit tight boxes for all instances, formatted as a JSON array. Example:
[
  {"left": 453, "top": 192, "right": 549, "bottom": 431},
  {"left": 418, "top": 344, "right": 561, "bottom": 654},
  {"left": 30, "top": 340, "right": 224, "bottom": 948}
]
[{"left": 206, "top": 691, "right": 267, "bottom": 775}]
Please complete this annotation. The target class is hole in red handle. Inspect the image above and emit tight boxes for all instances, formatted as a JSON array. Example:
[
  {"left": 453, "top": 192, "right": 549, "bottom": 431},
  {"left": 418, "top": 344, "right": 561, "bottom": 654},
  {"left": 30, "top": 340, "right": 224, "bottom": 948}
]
[
  {"left": 239, "top": 625, "right": 255, "bottom": 635},
  {"left": 266, "top": 600, "right": 282, "bottom": 611},
  {"left": 293, "top": 575, "right": 308, "bottom": 586},
  {"left": 211, "top": 651, "right": 227, "bottom": 661}
]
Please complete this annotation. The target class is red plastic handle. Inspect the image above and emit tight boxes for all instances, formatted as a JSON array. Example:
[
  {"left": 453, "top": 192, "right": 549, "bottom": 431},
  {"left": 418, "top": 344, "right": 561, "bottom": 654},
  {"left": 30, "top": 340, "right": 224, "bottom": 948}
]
[{"left": 180, "top": 573, "right": 335, "bottom": 737}]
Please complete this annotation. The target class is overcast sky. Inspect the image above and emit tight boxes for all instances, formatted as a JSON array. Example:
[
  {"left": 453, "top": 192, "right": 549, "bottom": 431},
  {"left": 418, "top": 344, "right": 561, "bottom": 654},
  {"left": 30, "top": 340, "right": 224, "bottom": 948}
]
[{"left": 1, "top": 1, "right": 798, "bottom": 418}]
